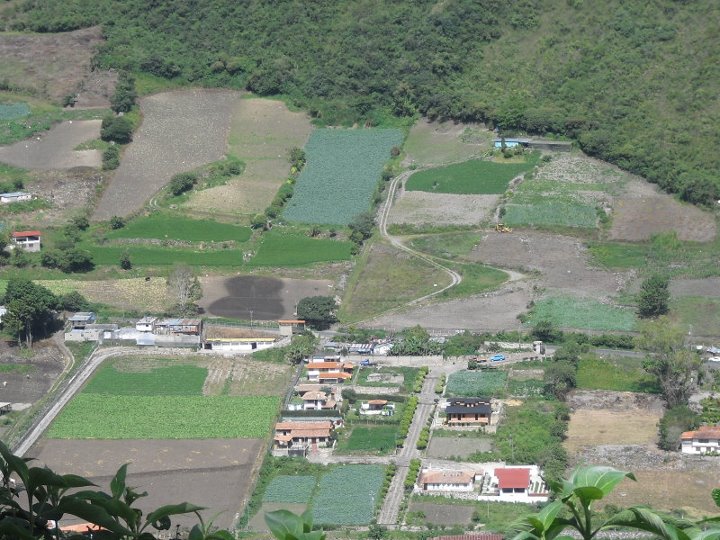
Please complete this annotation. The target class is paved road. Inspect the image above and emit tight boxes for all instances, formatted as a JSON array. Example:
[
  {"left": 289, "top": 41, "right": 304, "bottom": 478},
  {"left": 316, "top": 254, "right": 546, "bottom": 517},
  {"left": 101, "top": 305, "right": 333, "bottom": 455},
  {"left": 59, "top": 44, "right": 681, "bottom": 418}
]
[
  {"left": 14, "top": 346, "right": 198, "bottom": 457},
  {"left": 377, "top": 369, "right": 439, "bottom": 525}
]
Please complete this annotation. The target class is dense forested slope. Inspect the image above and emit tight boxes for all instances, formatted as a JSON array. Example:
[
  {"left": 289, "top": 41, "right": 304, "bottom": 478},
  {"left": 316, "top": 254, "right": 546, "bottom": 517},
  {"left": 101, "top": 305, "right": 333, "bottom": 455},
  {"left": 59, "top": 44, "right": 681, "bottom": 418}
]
[{"left": 2, "top": 0, "right": 719, "bottom": 204}]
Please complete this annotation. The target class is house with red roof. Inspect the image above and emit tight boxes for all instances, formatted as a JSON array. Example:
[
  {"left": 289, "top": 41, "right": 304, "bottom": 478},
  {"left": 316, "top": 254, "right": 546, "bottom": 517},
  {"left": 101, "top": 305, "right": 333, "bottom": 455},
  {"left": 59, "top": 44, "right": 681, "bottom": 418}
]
[
  {"left": 681, "top": 425, "right": 720, "bottom": 454},
  {"left": 416, "top": 468, "right": 476, "bottom": 492},
  {"left": 11, "top": 230, "right": 41, "bottom": 252},
  {"left": 306, "top": 361, "right": 354, "bottom": 383},
  {"left": 273, "top": 420, "right": 335, "bottom": 456},
  {"left": 477, "top": 464, "right": 549, "bottom": 502},
  {"left": 360, "top": 399, "right": 395, "bottom": 416}
]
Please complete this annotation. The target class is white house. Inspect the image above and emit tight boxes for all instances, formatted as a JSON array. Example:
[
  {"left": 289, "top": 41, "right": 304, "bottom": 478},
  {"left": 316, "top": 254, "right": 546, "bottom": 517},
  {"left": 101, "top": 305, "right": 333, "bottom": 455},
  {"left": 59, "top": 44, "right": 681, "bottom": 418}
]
[
  {"left": 360, "top": 400, "right": 395, "bottom": 416},
  {"left": 11, "top": 230, "right": 41, "bottom": 252},
  {"left": 135, "top": 316, "right": 157, "bottom": 333},
  {"left": 0, "top": 192, "right": 32, "bottom": 204},
  {"left": 202, "top": 337, "right": 276, "bottom": 352},
  {"left": 416, "top": 469, "right": 476, "bottom": 492},
  {"left": 681, "top": 425, "right": 720, "bottom": 454},
  {"left": 477, "top": 465, "right": 549, "bottom": 503}
]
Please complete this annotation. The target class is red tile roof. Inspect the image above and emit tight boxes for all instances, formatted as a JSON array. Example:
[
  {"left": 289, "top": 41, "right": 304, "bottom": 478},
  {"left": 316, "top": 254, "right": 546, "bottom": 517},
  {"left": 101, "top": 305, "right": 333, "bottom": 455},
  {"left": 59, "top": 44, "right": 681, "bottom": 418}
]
[
  {"left": 495, "top": 467, "right": 530, "bottom": 489},
  {"left": 12, "top": 230, "right": 41, "bottom": 237},
  {"left": 318, "top": 372, "right": 352, "bottom": 380},
  {"left": 681, "top": 425, "right": 720, "bottom": 440},
  {"left": 433, "top": 534, "right": 503, "bottom": 540},
  {"left": 278, "top": 319, "right": 306, "bottom": 324},
  {"left": 419, "top": 469, "right": 475, "bottom": 486},
  {"left": 368, "top": 399, "right": 388, "bottom": 405},
  {"left": 307, "top": 362, "right": 343, "bottom": 370}
]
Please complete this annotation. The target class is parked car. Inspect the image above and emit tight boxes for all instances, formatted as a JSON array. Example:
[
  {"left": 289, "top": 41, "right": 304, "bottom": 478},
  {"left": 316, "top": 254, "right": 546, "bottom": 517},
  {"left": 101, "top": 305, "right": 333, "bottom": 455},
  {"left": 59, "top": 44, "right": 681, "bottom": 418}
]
[
  {"left": 360, "top": 359, "right": 376, "bottom": 367},
  {"left": 708, "top": 357, "right": 720, "bottom": 363},
  {"left": 490, "top": 354, "right": 506, "bottom": 362}
]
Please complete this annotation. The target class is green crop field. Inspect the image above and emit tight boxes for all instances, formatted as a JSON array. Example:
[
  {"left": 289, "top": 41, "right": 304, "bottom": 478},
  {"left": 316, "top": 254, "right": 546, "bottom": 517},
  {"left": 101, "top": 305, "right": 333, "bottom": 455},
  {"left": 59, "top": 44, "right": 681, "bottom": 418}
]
[
  {"left": 83, "top": 244, "right": 243, "bottom": 267},
  {"left": 84, "top": 364, "right": 207, "bottom": 396},
  {"left": 526, "top": 296, "right": 637, "bottom": 332},
  {"left": 48, "top": 394, "right": 279, "bottom": 439},
  {"left": 248, "top": 232, "right": 352, "bottom": 266},
  {"left": 406, "top": 156, "right": 538, "bottom": 194},
  {"left": 577, "top": 356, "right": 658, "bottom": 393},
  {"left": 311, "top": 464, "right": 385, "bottom": 525},
  {"left": 263, "top": 475, "right": 317, "bottom": 504},
  {"left": 283, "top": 128, "right": 403, "bottom": 225},
  {"left": 336, "top": 425, "right": 397, "bottom": 455},
  {"left": 107, "top": 214, "right": 251, "bottom": 243},
  {"left": 446, "top": 370, "right": 507, "bottom": 397},
  {"left": 503, "top": 201, "right": 598, "bottom": 229}
]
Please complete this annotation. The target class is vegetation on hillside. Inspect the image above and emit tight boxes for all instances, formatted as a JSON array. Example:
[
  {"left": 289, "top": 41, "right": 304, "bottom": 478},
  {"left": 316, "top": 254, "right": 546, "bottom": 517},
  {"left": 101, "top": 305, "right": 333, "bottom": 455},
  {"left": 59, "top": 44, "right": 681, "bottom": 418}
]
[{"left": 3, "top": 1, "right": 719, "bottom": 203}]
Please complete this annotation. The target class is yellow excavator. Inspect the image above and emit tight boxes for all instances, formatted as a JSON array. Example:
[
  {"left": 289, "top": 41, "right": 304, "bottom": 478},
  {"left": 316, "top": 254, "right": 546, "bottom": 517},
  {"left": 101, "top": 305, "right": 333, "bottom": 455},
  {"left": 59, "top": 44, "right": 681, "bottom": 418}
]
[{"left": 495, "top": 223, "right": 512, "bottom": 233}]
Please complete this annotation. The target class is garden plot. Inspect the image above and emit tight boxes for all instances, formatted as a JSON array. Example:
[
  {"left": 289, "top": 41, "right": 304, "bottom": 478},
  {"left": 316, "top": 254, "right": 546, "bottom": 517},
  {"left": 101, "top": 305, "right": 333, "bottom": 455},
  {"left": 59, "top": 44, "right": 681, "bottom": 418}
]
[
  {"left": 671, "top": 277, "right": 720, "bottom": 298},
  {"left": 37, "top": 277, "right": 170, "bottom": 312},
  {"left": 467, "top": 230, "right": 632, "bottom": 301},
  {"left": 30, "top": 438, "right": 263, "bottom": 530},
  {"left": 311, "top": 464, "right": 385, "bottom": 525},
  {"left": 387, "top": 191, "right": 498, "bottom": 228},
  {"left": 407, "top": 501, "right": 474, "bottom": 526},
  {"left": 199, "top": 275, "right": 334, "bottom": 320},
  {"left": 403, "top": 119, "right": 491, "bottom": 167},
  {"left": 283, "top": 128, "right": 403, "bottom": 225},
  {"left": 446, "top": 370, "right": 507, "bottom": 397},
  {"left": 0, "top": 119, "right": 101, "bottom": 169},
  {"left": 184, "top": 98, "right": 313, "bottom": 217},
  {"left": 94, "top": 89, "right": 238, "bottom": 220},
  {"left": 610, "top": 179, "right": 716, "bottom": 242},
  {"left": 426, "top": 435, "right": 493, "bottom": 459}
]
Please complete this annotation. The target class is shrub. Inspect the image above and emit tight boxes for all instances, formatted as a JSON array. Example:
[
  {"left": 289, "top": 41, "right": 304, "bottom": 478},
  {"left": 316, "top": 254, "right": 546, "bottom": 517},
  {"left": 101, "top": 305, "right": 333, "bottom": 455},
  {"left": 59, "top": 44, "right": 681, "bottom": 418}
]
[
  {"left": 110, "top": 215, "right": 126, "bottom": 229},
  {"left": 102, "top": 145, "right": 120, "bottom": 170},
  {"left": 658, "top": 405, "right": 699, "bottom": 451},
  {"left": 100, "top": 115, "right": 133, "bottom": 144},
  {"left": 57, "top": 290, "right": 91, "bottom": 311},
  {"left": 405, "top": 458, "right": 421, "bottom": 490},
  {"left": 120, "top": 251, "right": 132, "bottom": 270},
  {"left": 169, "top": 172, "right": 198, "bottom": 196},
  {"left": 110, "top": 71, "right": 137, "bottom": 113}
]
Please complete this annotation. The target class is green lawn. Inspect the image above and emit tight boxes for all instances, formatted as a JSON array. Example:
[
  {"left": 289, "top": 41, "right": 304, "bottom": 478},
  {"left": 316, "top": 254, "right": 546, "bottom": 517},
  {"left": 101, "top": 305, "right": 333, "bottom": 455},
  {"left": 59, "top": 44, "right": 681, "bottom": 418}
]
[
  {"left": 503, "top": 201, "right": 598, "bottom": 229},
  {"left": 336, "top": 425, "right": 398, "bottom": 454},
  {"left": 446, "top": 370, "right": 507, "bottom": 397},
  {"left": 356, "top": 366, "right": 420, "bottom": 393},
  {"left": 441, "top": 263, "right": 508, "bottom": 299},
  {"left": 671, "top": 296, "right": 720, "bottom": 337},
  {"left": 84, "top": 363, "right": 207, "bottom": 396},
  {"left": 527, "top": 296, "right": 637, "bottom": 332},
  {"left": 48, "top": 394, "right": 279, "bottom": 439},
  {"left": 108, "top": 214, "right": 251, "bottom": 243},
  {"left": 248, "top": 232, "right": 352, "bottom": 266},
  {"left": 406, "top": 156, "right": 538, "bottom": 194},
  {"left": 577, "top": 355, "right": 658, "bottom": 393},
  {"left": 588, "top": 242, "right": 648, "bottom": 269},
  {"left": 409, "top": 232, "right": 482, "bottom": 260}
]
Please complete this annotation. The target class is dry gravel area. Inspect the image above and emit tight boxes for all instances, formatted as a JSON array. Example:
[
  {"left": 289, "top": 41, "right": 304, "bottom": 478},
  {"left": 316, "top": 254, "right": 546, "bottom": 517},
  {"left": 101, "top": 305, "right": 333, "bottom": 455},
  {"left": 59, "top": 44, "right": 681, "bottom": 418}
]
[
  {"left": 0, "top": 120, "right": 101, "bottom": 169},
  {"left": 94, "top": 89, "right": 238, "bottom": 220},
  {"left": 467, "top": 230, "right": 632, "bottom": 300},
  {"left": 388, "top": 190, "right": 498, "bottom": 227},
  {"left": 610, "top": 179, "right": 717, "bottom": 242}
]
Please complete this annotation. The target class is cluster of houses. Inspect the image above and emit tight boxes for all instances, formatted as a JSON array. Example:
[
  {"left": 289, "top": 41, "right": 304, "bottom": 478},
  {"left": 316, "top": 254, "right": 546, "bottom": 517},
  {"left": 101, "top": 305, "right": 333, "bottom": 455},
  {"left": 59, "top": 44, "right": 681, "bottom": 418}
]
[{"left": 416, "top": 464, "right": 549, "bottom": 503}]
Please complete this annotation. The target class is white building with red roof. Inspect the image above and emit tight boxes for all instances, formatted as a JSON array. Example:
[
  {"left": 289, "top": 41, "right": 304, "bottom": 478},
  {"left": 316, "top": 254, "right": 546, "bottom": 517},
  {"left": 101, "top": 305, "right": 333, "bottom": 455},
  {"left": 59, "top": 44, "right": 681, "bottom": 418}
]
[
  {"left": 417, "top": 468, "right": 476, "bottom": 492},
  {"left": 478, "top": 464, "right": 549, "bottom": 502},
  {"left": 681, "top": 425, "right": 720, "bottom": 454},
  {"left": 11, "top": 230, "right": 41, "bottom": 252}
]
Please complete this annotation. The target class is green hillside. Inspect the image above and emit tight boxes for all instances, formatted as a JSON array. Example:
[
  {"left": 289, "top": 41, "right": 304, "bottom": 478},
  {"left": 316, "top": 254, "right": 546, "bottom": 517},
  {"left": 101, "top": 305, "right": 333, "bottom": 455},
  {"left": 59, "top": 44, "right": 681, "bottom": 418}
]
[{"left": 2, "top": 0, "right": 719, "bottom": 203}]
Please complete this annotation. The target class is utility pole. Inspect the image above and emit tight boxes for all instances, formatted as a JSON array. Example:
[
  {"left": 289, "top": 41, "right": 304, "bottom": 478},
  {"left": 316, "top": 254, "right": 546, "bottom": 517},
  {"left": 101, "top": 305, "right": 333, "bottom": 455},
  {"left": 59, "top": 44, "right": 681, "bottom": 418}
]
[{"left": 249, "top": 309, "right": 254, "bottom": 328}]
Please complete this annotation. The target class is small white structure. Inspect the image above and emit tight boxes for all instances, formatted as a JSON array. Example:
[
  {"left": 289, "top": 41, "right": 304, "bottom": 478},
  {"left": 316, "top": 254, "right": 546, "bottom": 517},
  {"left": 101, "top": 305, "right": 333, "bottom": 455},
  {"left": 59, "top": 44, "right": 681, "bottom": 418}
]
[
  {"left": 416, "top": 469, "right": 476, "bottom": 492},
  {"left": 202, "top": 337, "right": 276, "bottom": 352},
  {"left": 68, "top": 312, "right": 97, "bottom": 330},
  {"left": 360, "top": 400, "right": 395, "bottom": 416},
  {"left": 681, "top": 425, "right": 720, "bottom": 454},
  {"left": 477, "top": 465, "right": 549, "bottom": 503},
  {"left": 0, "top": 192, "right": 32, "bottom": 204},
  {"left": 135, "top": 316, "right": 157, "bottom": 333},
  {"left": 11, "top": 230, "right": 41, "bottom": 252}
]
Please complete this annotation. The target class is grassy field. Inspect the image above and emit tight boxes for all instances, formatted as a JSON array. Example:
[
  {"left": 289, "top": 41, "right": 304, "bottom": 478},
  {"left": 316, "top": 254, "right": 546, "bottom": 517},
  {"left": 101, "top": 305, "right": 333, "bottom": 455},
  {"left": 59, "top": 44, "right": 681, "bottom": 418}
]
[
  {"left": 84, "top": 363, "right": 207, "bottom": 396},
  {"left": 336, "top": 425, "right": 397, "bottom": 455},
  {"left": 503, "top": 201, "right": 599, "bottom": 229},
  {"left": 48, "top": 394, "right": 279, "bottom": 439},
  {"left": 408, "top": 497, "right": 535, "bottom": 532},
  {"left": 283, "top": 128, "right": 403, "bottom": 225},
  {"left": 409, "top": 232, "right": 481, "bottom": 260},
  {"left": 107, "top": 213, "right": 252, "bottom": 243},
  {"left": 311, "top": 464, "right": 385, "bottom": 525},
  {"left": 587, "top": 242, "right": 649, "bottom": 269},
  {"left": 403, "top": 120, "right": 491, "bottom": 167},
  {"left": 446, "top": 370, "right": 507, "bottom": 397},
  {"left": 340, "top": 242, "right": 450, "bottom": 322},
  {"left": 83, "top": 244, "right": 243, "bottom": 267},
  {"left": 356, "top": 366, "right": 420, "bottom": 393},
  {"left": 526, "top": 296, "right": 637, "bottom": 332},
  {"left": 248, "top": 232, "right": 352, "bottom": 266},
  {"left": 262, "top": 475, "right": 316, "bottom": 504},
  {"left": 441, "top": 263, "right": 508, "bottom": 299},
  {"left": 406, "top": 155, "right": 538, "bottom": 194},
  {"left": 670, "top": 296, "right": 720, "bottom": 337},
  {"left": 577, "top": 356, "right": 657, "bottom": 393}
]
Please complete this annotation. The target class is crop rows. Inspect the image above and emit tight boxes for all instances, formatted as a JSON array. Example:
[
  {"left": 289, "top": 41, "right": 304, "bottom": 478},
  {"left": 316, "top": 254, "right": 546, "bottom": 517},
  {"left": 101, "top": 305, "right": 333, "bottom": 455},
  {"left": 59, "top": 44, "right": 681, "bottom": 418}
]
[
  {"left": 283, "top": 128, "right": 403, "bottom": 225},
  {"left": 446, "top": 370, "right": 507, "bottom": 397},
  {"left": 311, "top": 464, "right": 385, "bottom": 525},
  {"left": 108, "top": 213, "right": 252, "bottom": 243},
  {"left": 48, "top": 394, "right": 280, "bottom": 439},
  {"left": 84, "top": 364, "right": 207, "bottom": 396},
  {"left": 527, "top": 296, "right": 637, "bottom": 332},
  {"left": 263, "top": 475, "right": 316, "bottom": 504}
]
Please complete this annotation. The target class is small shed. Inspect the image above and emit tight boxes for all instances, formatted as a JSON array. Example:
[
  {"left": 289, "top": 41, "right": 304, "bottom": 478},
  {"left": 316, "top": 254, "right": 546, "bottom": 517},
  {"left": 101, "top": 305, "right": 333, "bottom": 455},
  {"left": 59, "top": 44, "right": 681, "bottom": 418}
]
[
  {"left": 68, "top": 312, "right": 97, "bottom": 330},
  {"left": 278, "top": 319, "right": 306, "bottom": 337},
  {"left": 135, "top": 316, "right": 157, "bottom": 333}
]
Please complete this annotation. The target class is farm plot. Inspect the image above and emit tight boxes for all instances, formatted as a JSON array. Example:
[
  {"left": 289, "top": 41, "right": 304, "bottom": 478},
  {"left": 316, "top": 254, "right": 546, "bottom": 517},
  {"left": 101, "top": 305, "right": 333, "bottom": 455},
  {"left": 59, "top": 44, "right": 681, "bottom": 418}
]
[
  {"left": 0, "top": 119, "right": 102, "bottom": 169},
  {"left": 406, "top": 156, "right": 538, "bottom": 194},
  {"left": 263, "top": 476, "right": 316, "bottom": 504},
  {"left": 341, "top": 242, "right": 451, "bottom": 322},
  {"left": 83, "top": 243, "right": 243, "bottom": 267},
  {"left": 526, "top": 296, "right": 637, "bottom": 332},
  {"left": 446, "top": 370, "right": 507, "bottom": 397},
  {"left": 335, "top": 425, "right": 398, "bottom": 455},
  {"left": 248, "top": 232, "right": 353, "bottom": 267},
  {"left": 403, "top": 119, "right": 491, "bottom": 167},
  {"left": 311, "top": 464, "right": 385, "bottom": 525},
  {"left": 37, "top": 277, "right": 169, "bottom": 312},
  {"left": 283, "top": 128, "right": 403, "bottom": 225},
  {"left": 107, "top": 213, "right": 251, "bottom": 242},
  {"left": 184, "top": 97, "right": 313, "bottom": 218},
  {"left": 577, "top": 356, "right": 658, "bottom": 393},
  {"left": 610, "top": 179, "right": 716, "bottom": 242},
  {"left": 203, "top": 357, "right": 292, "bottom": 396},
  {"left": 670, "top": 296, "right": 720, "bottom": 337},
  {"left": 407, "top": 501, "right": 474, "bottom": 526},
  {"left": 85, "top": 363, "right": 206, "bottom": 395},
  {"left": 201, "top": 275, "right": 333, "bottom": 320},
  {"left": 426, "top": 435, "right": 493, "bottom": 459},
  {"left": 387, "top": 191, "right": 498, "bottom": 228},
  {"left": 94, "top": 89, "right": 238, "bottom": 220},
  {"left": 356, "top": 366, "right": 420, "bottom": 393}
]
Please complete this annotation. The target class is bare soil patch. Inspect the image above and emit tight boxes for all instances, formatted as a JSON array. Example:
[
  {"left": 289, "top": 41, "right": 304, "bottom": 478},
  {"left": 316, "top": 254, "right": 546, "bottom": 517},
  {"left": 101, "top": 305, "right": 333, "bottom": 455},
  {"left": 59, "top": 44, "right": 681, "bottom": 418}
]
[
  {"left": 200, "top": 275, "right": 333, "bottom": 320},
  {"left": 427, "top": 436, "right": 492, "bottom": 458},
  {"left": 184, "top": 98, "right": 313, "bottom": 217},
  {"left": 366, "top": 284, "right": 531, "bottom": 332},
  {"left": 203, "top": 357, "right": 291, "bottom": 397},
  {"left": 0, "top": 27, "right": 107, "bottom": 102},
  {"left": 611, "top": 179, "right": 716, "bottom": 242},
  {"left": 670, "top": 277, "right": 720, "bottom": 298},
  {"left": 0, "top": 341, "right": 64, "bottom": 404},
  {"left": 467, "top": 230, "right": 632, "bottom": 301},
  {"left": 388, "top": 191, "right": 498, "bottom": 227},
  {"left": 94, "top": 89, "right": 238, "bottom": 220},
  {"left": 39, "top": 277, "right": 170, "bottom": 312},
  {"left": 30, "top": 438, "right": 264, "bottom": 529},
  {"left": 0, "top": 120, "right": 101, "bottom": 169},
  {"left": 408, "top": 501, "right": 474, "bottom": 526},
  {"left": 403, "top": 119, "right": 491, "bottom": 167},
  {"left": 565, "top": 409, "right": 660, "bottom": 452}
]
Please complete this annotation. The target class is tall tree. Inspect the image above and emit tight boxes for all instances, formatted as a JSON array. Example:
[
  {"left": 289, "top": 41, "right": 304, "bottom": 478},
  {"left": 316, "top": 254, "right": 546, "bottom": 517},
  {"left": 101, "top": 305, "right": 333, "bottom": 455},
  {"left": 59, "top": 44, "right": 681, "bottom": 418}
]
[
  {"left": 637, "top": 317, "right": 701, "bottom": 407},
  {"left": 296, "top": 296, "right": 337, "bottom": 330},
  {"left": 637, "top": 274, "right": 670, "bottom": 318},
  {"left": 3, "top": 279, "right": 58, "bottom": 347},
  {"left": 166, "top": 265, "right": 202, "bottom": 316}
]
